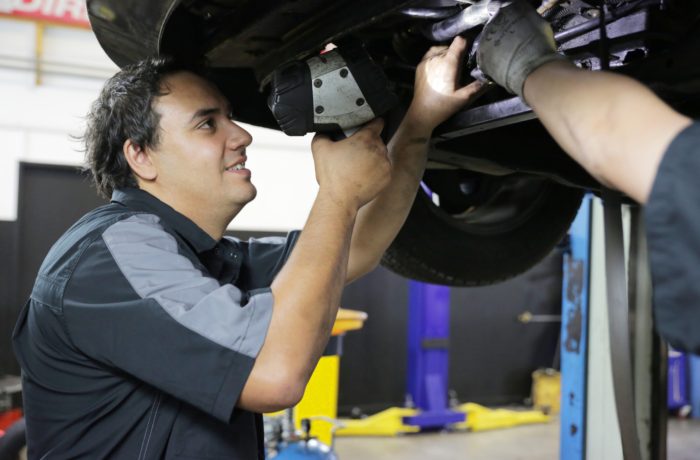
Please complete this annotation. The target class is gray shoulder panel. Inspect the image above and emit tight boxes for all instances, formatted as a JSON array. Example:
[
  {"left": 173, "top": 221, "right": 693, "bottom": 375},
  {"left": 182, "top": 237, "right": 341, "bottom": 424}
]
[{"left": 102, "top": 214, "right": 273, "bottom": 358}]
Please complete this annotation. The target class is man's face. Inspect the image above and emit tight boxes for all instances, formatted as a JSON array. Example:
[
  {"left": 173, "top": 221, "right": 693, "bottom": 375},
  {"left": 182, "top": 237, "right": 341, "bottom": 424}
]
[{"left": 148, "top": 71, "right": 256, "bottom": 217}]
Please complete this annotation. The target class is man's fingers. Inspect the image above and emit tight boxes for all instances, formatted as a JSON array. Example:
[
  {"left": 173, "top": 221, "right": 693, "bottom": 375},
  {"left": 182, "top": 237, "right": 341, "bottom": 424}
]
[
  {"left": 421, "top": 37, "right": 467, "bottom": 65},
  {"left": 358, "top": 117, "right": 385, "bottom": 136},
  {"left": 423, "top": 45, "right": 448, "bottom": 60},
  {"left": 313, "top": 119, "right": 383, "bottom": 149},
  {"left": 455, "top": 80, "right": 486, "bottom": 100},
  {"left": 312, "top": 132, "right": 333, "bottom": 150},
  {"left": 447, "top": 35, "right": 468, "bottom": 59}
]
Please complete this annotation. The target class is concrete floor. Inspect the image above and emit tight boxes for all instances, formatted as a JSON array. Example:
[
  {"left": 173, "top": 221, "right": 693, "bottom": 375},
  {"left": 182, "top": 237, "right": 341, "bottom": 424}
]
[{"left": 335, "top": 417, "right": 700, "bottom": 460}]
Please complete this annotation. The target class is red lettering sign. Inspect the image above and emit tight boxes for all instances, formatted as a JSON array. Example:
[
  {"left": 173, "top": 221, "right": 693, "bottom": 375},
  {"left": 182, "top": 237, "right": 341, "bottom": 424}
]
[{"left": 0, "top": 0, "right": 91, "bottom": 28}]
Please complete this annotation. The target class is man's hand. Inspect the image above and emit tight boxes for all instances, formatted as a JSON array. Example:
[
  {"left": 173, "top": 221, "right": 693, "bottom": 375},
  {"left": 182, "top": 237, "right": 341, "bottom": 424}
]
[
  {"left": 407, "top": 36, "right": 484, "bottom": 132},
  {"left": 477, "top": 1, "right": 566, "bottom": 99},
  {"left": 311, "top": 118, "right": 392, "bottom": 211}
]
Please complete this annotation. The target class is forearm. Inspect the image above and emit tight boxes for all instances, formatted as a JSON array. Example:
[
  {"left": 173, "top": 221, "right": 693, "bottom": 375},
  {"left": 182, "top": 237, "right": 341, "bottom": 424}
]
[
  {"left": 524, "top": 60, "right": 691, "bottom": 203},
  {"left": 240, "top": 192, "right": 355, "bottom": 411},
  {"left": 346, "top": 113, "right": 430, "bottom": 281},
  {"left": 270, "top": 192, "right": 353, "bottom": 368}
]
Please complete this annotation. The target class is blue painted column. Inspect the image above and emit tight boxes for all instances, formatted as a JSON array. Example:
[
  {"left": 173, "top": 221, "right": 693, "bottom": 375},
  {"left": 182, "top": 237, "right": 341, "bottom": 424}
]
[
  {"left": 691, "top": 354, "right": 700, "bottom": 419},
  {"left": 403, "top": 281, "right": 465, "bottom": 428},
  {"left": 667, "top": 348, "right": 690, "bottom": 410},
  {"left": 560, "top": 195, "right": 592, "bottom": 460}
]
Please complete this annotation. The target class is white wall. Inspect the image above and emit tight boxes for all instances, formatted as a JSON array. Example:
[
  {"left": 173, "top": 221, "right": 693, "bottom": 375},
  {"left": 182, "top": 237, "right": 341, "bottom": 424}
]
[{"left": 0, "top": 18, "right": 318, "bottom": 232}]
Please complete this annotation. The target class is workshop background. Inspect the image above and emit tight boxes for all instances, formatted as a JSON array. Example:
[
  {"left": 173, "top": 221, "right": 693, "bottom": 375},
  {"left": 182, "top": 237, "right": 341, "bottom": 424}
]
[
  {"left": 0, "top": 3, "right": 699, "bottom": 460},
  {"left": 0, "top": 5, "right": 561, "bottom": 412}
]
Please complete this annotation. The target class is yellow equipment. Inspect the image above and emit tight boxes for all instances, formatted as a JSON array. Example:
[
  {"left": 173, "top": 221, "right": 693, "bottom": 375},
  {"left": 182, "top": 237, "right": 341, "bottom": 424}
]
[
  {"left": 454, "top": 403, "right": 551, "bottom": 432},
  {"left": 293, "top": 308, "right": 368, "bottom": 446},
  {"left": 531, "top": 368, "right": 561, "bottom": 414}
]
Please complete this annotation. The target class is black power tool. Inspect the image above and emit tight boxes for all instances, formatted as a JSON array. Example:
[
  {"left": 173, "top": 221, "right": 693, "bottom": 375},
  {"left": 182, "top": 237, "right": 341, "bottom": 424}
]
[{"left": 267, "top": 43, "right": 398, "bottom": 137}]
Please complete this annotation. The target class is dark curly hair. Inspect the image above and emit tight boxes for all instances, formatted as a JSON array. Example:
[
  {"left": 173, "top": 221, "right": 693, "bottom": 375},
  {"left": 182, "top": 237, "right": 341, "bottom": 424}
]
[{"left": 82, "top": 57, "right": 205, "bottom": 198}]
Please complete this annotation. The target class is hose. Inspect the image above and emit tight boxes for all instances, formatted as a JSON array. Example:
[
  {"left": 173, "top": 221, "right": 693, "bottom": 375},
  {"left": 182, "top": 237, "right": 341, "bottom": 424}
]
[
  {"left": 399, "top": 7, "right": 462, "bottom": 20},
  {"left": 420, "top": 0, "right": 501, "bottom": 42}
]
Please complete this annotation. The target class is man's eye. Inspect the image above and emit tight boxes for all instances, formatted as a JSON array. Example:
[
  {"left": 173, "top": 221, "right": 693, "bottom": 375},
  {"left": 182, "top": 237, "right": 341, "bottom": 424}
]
[{"left": 199, "top": 119, "right": 214, "bottom": 129}]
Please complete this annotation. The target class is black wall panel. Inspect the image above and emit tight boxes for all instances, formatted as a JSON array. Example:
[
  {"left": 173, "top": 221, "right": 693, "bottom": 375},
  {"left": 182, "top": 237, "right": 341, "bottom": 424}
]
[
  {"left": 0, "top": 221, "right": 18, "bottom": 374},
  {"left": 447, "top": 251, "right": 562, "bottom": 406},
  {"left": 0, "top": 163, "right": 106, "bottom": 375},
  {"left": 16, "top": 163, "right": 107, "bottom": 306}
]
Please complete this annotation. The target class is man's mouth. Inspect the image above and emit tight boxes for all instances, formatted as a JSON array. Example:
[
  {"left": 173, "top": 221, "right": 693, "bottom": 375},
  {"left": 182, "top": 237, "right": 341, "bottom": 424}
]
[{"left": 225, "top": 162, "right": 246, "bottom": 171}]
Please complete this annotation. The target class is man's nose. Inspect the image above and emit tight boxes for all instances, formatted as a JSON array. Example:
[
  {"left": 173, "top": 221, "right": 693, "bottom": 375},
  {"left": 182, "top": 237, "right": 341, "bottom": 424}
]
[{"left": 227, "top": 123, "right": 253, "bottom": 150}]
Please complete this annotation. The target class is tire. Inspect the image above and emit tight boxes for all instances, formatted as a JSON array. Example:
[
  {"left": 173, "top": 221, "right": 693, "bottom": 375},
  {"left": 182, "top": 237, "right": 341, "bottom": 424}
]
[
  {"left": 0, "top": 418, "right": 25, "bottom": 460},
  {"left": 381, "top": 172, "right": 583, "bottom": 286}
]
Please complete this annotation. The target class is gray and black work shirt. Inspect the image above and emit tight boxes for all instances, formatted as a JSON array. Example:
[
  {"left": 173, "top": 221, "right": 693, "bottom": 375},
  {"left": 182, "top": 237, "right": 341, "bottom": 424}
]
[
  {"left": 13, "top": 187, "right": 300, "bottom": 459},
  {"left": 646, "top": 121, "right": 700, "bottom": 354}
]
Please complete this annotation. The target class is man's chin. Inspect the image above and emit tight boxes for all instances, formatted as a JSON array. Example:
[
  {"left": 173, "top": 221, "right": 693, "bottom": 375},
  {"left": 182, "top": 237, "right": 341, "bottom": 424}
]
[
  {"left": 235, "top": 186, "right": 257, "bottom": 206},
  {"left": 246, "top": 185, "right": 257, "bottom": 202}
]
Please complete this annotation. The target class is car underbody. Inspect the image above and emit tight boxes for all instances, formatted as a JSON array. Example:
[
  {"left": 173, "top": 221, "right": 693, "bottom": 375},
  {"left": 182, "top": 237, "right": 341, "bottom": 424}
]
[{"left": 89, "top": 0, "right": 700, "bottom": 285}]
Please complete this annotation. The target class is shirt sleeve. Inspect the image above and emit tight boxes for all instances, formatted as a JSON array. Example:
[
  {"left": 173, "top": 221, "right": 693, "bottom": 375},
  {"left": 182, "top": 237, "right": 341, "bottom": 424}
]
[
  {"left": 61, "top": 214, "right": 273, "bottom": 422},
  {"left": 645, "top": 121, "right": 700, "bottom": 354}
]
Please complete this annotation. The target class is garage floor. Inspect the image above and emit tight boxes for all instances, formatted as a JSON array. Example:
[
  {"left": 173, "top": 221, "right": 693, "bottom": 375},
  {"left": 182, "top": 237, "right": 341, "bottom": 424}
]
[{"left": 334, "top": 417, "right": 700, "bottom": 459}]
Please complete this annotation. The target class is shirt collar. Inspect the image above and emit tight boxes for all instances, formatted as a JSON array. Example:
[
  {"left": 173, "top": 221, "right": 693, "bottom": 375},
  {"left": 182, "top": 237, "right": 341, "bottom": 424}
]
[{"left": 111, "top": 188, "right": 218, "bottom": 253}]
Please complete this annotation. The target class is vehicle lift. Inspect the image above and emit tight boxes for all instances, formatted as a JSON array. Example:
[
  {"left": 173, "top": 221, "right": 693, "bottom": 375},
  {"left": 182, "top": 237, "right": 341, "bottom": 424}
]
[
  {"left": 404, "top": 281, "right": 551, "bottom": 432},
  {"left": 404, "top": 281, "right": 466, "bottom": 428},
  {"left": 401, "top": 191, "right": 689, "bottom": 459},
  {"left": 558, "top": 193, "right": 700, "bottom": 460}
]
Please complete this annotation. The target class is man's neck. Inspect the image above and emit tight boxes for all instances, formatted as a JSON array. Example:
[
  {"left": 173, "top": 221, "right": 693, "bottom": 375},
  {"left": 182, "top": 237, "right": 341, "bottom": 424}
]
[{"left": 138, "top": 185, "right": 239, "bottom": 241}]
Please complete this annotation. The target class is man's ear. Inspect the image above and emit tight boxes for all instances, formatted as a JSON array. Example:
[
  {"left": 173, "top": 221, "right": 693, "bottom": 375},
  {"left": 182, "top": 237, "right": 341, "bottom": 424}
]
[{"left": 123, "top": 139, "right": 157, "bottom": 182}]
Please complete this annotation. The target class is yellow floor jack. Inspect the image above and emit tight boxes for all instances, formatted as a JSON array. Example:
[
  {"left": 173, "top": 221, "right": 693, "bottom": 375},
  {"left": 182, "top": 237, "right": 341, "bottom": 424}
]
[{"left": 332, "top": 401, "right": 551, "bottom": 437}]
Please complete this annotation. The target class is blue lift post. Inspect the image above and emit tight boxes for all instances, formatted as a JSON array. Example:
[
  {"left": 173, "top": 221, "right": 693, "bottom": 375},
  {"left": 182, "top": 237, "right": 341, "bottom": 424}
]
[
  {"left": 403, "top": 281, "right": 466, "bottom": 429},
  {"left": 692, "top": 354, "right": 700, "bottom": 419},
  {"left": 560, "top": 195, "right": 592, "bottom": 460}
]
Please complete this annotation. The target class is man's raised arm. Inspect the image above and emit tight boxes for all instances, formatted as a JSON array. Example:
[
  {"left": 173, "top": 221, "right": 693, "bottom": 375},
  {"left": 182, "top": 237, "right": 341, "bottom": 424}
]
[
  {"left": 346, "top": 37, "right": 484, "bottom": 282},
  {"left": 477, "top": 1, "right": 691, "bottom": 203},
  {"left": 238, "top": 120, "right": 391, "bottom": 413}
]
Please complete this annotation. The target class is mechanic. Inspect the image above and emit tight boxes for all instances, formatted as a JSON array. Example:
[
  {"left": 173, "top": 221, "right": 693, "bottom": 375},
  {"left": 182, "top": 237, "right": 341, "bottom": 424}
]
[
  {"left": 12, "top": 38, "right": 482, "bottom": 458},
  {"left": 477, "top": 1, "right": 698, "bottom": 353}
]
